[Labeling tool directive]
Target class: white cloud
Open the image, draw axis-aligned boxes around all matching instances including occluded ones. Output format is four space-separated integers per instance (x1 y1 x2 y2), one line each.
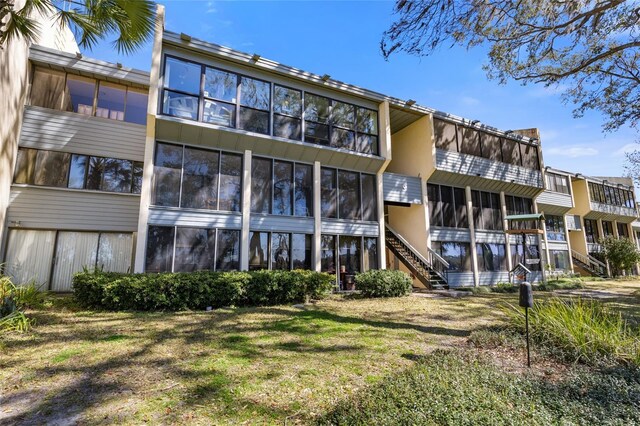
460 96 480 106
540 129 559 141
527 84 568 98
205 1 217 14
546 145 598 158
612 143 640 158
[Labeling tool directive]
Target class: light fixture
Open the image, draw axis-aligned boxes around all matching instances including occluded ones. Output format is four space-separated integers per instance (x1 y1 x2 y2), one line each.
471 119 480 125
116 62 123 69
251 53 260 62
180 32 192 42
405 99 416 107
76 52 82 59
321 74 331 82
505 130 514 135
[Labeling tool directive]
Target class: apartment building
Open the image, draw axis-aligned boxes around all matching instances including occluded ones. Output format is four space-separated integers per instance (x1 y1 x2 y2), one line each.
1 6 637 291
0 9 150 291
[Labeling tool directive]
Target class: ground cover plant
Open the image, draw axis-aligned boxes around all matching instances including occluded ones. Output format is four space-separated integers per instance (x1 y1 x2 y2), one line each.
317 350 640 425
1 279 638 424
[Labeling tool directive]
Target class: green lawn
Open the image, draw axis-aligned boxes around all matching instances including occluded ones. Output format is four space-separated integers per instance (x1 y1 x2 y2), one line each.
1 280 638 425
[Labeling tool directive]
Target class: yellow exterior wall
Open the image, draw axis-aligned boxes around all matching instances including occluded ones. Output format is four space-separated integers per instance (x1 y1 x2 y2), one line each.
567 179 590 256
385 115 435 260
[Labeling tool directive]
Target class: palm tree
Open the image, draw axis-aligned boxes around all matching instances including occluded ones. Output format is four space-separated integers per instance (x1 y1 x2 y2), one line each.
0 0 155 54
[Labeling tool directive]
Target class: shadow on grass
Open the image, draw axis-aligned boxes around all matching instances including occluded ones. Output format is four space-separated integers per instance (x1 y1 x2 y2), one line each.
0 298 479 424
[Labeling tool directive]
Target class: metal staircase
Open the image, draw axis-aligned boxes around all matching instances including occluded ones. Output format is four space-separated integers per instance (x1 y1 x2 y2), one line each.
571 250 608 278
385 225 449 290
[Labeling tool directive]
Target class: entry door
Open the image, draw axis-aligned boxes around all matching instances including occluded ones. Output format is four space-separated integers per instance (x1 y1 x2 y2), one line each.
4 229 56 288
51 232 100 292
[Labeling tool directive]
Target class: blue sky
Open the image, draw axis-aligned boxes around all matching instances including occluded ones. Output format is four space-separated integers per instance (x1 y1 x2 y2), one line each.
85 0 638 181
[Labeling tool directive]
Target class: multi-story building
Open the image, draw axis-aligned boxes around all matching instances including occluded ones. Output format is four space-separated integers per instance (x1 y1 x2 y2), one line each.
0 5 149 291
1 6 637 291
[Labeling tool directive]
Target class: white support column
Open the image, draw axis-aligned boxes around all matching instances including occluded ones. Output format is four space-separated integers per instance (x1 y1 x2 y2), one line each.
501 191 513 272
376 172 387 269
612 220 620 239
240 150 252 271
313 161 322 272
133 5 164 272
466 186 479 287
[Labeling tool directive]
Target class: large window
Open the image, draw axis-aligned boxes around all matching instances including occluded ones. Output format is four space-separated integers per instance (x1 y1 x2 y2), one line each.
548 250 570 271
152 142 241 211
432 241 471 272
274 85 302 140
161 57 379 155
321 234 378 290
30 68 148 125
617 223 629 239
320 168 377 221
545 172 570 194
203 67 237 127
602 220 614 237
470 190 502 230
427 184 468 229
510 235 541 271
545 215 566 241
433 118 540 171
584 218 599 244
239 76 270 134
476 243 507 272
248 232 312 271
505 195 535 230
588 181 635 208
14 148 142 194
251 157 313 216
145 226 239 273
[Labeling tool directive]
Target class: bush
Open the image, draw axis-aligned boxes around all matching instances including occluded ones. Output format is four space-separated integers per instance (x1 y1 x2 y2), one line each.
355 270 413 298
491 282 518 293
73 269 334 311
1 274 38 333
536 278 583 292
504 297 640 366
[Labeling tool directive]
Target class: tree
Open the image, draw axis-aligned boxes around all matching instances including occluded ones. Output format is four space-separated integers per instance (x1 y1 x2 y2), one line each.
0 0 155 54
601 236 640 277
381 1 640 135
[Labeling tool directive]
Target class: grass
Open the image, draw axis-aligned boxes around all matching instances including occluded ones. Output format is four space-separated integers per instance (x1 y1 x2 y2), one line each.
317 350 640 425
0 279 638 424
505 297 640 366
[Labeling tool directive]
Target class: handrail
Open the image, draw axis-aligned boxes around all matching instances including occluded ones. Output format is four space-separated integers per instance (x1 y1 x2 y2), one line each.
385 224 434 268
571 249 606 269
427 246 450 268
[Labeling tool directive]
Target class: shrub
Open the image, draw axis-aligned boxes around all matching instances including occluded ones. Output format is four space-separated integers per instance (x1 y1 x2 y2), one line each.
491 282 518 293
504 297 640 366
536 278 583 292
0 274 37 333
355 270 413 298
73 269 334 311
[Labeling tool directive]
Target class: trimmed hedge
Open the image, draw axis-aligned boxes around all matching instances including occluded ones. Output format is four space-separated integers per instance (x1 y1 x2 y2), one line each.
73 269 334 311
355 269 413 298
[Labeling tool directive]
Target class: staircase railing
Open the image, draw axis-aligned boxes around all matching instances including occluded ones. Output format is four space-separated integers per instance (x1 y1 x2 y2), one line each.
385 224 449 284
571 249 607 276
426 246 450 284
